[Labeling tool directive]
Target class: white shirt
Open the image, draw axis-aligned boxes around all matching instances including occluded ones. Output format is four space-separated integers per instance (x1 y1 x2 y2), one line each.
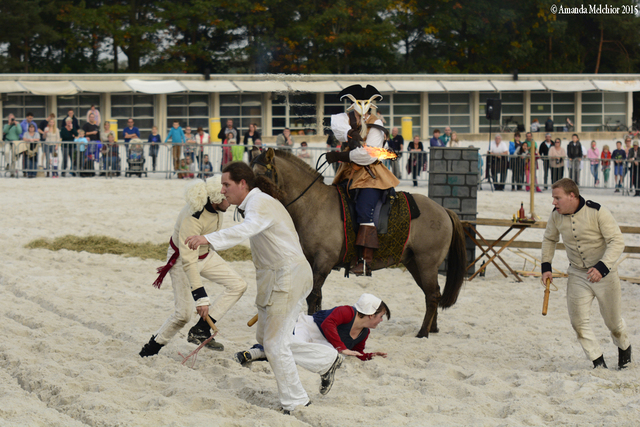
331 113 384 166
489 140 508 154
204 188 304 270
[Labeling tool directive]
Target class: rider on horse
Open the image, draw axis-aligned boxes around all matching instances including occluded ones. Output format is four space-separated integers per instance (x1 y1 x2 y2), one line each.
325 84 400 276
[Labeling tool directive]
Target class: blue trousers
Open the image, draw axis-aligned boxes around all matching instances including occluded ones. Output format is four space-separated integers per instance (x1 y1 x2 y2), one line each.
354 188 382 224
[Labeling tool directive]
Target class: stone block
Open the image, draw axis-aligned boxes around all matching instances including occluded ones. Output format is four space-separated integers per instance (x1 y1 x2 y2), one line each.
431 174 447 184
443 198 460 209
429 186 451 197
466 174 478 186
430 197 442 206
461 199 477 214
430 160 448 173
431 149 443 160
447 175 465 185
444 150 461 160
462 149 479 160
470 161 479 173
470 187 477 198
451 186 470 198
451 160 470 173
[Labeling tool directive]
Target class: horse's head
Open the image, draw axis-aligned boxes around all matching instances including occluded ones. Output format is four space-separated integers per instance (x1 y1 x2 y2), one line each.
251 147 279 185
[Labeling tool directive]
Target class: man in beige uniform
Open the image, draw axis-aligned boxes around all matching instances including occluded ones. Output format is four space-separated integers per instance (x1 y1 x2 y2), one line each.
541 178 631 369
140 177 247 357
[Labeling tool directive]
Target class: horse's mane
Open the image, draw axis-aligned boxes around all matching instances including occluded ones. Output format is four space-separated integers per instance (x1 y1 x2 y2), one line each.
272 149 323 179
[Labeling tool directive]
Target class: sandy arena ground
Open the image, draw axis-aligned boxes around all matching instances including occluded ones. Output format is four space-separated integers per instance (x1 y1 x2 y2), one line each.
1 177 639 427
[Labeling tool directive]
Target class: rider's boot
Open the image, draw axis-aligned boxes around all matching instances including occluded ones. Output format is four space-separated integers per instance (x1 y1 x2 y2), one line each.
352 224 378 276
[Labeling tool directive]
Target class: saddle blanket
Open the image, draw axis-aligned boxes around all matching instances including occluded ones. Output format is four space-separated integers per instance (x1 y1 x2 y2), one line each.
335 185 419 270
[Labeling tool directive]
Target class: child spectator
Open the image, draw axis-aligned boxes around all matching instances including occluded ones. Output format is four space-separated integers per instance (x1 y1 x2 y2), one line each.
429 129 444 147
587 140 601 186
186 156 196 179
612 141 626 192
178 158 187 179
221 132 234 169
199 154 213 179
297 141 313 166
148 126 161 171
74 130 88 172
601 144 611 188
51 150 59 178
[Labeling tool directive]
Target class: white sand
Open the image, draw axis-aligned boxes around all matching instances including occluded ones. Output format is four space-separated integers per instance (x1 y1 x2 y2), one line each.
1 178 639 427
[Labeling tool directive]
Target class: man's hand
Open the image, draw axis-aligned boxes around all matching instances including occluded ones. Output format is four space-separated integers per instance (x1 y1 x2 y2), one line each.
541 271 553 286
185 235 208 250
340 349 363 357
587 267 603 283
196 305 209 319
325 150 350 164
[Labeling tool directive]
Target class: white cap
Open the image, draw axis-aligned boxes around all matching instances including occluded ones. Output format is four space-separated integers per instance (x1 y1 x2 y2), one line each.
354 293 382 315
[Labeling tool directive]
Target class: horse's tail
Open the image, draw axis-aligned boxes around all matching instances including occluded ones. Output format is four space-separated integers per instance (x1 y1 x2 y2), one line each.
440 208 467 309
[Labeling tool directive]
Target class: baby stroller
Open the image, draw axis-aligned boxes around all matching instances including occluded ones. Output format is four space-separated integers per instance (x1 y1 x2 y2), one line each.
125 140 147 178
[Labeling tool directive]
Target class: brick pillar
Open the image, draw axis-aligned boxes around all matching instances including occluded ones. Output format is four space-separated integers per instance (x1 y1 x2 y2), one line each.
428 147 479 276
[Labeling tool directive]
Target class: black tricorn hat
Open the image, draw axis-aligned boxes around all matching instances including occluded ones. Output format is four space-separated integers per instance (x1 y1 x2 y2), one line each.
338 84 383 102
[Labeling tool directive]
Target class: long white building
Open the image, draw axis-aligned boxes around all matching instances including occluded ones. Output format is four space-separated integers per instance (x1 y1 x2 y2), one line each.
1 74 638 141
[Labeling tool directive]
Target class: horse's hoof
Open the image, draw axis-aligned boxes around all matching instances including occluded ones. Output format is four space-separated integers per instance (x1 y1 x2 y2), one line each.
429 327 439 334
416 332 429 339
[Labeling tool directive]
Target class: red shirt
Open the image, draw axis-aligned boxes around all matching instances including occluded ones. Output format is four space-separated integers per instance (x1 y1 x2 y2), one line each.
320 306 373 361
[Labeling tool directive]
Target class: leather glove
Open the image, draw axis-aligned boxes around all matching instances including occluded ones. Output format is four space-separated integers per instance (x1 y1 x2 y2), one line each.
326 150 351 164
347 129 363 150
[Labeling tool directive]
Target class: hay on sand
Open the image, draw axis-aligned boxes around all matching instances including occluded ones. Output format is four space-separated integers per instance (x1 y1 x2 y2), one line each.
25 235 253 262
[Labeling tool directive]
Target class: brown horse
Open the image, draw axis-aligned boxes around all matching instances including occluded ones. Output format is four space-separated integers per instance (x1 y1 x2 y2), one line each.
252 148 466 338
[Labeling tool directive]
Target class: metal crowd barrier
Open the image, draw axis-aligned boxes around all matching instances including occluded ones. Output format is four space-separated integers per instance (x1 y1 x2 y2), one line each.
2 141 636 194
0 142 433 185
479 153 638 192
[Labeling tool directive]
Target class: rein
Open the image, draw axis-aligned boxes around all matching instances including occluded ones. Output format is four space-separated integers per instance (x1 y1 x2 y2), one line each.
251 151 328 208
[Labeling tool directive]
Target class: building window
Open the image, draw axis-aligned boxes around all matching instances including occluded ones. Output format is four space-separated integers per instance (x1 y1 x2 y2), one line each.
272 93 317 136
167 94 210 133
429 93 470 134
111 94 155 139
57 94 101 125
581 92 626 132
219 94 262 138
3 94 47 124
530 92 574 132
479 92 523 133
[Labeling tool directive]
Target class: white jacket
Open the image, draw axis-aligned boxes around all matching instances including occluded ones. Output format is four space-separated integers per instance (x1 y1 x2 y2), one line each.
204 188 311 307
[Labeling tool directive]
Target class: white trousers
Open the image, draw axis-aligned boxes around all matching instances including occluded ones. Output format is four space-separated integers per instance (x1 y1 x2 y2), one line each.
155 249 247 345
255 260 337 411
293 313 335 350
567 266 630 361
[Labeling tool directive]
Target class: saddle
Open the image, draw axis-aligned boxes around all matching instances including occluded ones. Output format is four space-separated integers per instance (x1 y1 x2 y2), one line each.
334 184 420 276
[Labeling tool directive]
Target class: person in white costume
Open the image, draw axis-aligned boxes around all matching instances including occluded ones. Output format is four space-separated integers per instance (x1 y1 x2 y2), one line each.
185 161 343 414
541 178 631 369
139 177 247 357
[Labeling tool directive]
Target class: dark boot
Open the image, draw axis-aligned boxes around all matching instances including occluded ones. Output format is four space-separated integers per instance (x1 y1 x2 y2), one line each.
351 225 378 276
139 336 164 357
619 345 632 369
592 354 607 369
188 316 224 351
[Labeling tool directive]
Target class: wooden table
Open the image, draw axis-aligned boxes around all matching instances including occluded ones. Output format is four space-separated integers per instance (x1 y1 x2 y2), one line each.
462 220 533 282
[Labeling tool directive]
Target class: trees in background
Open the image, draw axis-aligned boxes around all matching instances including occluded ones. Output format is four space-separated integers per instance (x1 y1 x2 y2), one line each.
0 0 639 74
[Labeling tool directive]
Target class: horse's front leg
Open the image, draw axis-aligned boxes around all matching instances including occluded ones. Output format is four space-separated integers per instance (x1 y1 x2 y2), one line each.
307 269 330 314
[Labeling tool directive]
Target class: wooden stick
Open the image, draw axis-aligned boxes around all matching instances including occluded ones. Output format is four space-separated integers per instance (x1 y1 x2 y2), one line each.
542 278 551 316
205 315 219 333
247 314 258 327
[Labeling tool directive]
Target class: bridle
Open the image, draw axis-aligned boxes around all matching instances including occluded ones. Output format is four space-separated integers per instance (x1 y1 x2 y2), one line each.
251 151 328 208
